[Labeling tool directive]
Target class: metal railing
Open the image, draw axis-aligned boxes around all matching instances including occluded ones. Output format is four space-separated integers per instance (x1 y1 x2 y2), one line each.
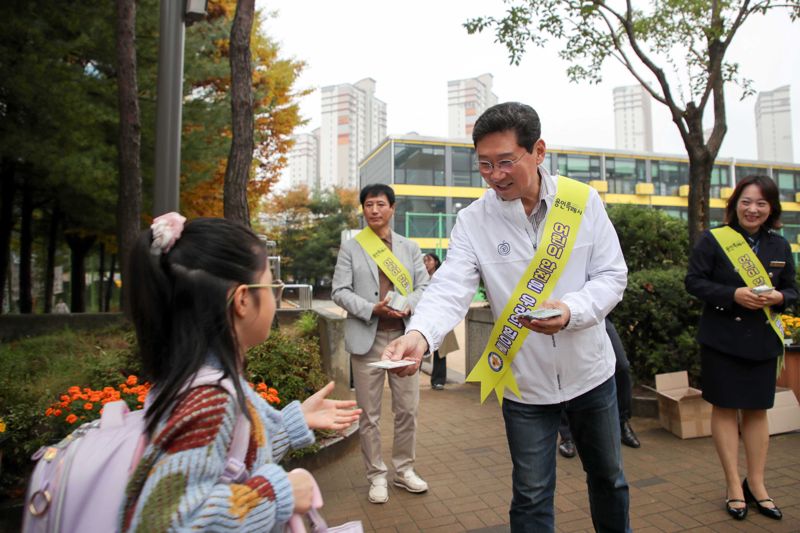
280 284 313 310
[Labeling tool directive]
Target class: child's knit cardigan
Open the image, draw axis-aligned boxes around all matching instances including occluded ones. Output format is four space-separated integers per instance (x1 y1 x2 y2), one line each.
121 378 314 531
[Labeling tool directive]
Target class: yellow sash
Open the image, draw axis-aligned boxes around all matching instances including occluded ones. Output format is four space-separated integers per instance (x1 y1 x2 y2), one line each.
710 226 785 377
355 227 413 296
467 176 591 405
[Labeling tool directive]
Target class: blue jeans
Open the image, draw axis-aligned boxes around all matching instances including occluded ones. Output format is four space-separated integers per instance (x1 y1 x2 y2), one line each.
502 376 630 533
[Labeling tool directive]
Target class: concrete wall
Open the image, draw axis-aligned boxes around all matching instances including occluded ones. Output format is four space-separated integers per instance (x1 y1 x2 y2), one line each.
465 305 494 376
314 307 353 400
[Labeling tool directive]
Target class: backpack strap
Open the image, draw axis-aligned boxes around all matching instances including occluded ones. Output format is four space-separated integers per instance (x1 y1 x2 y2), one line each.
189 367 252 484
134 366 253 483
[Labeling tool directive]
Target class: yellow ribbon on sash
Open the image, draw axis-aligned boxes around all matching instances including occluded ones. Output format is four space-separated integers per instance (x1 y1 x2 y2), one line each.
355 227 413 296
466 176 591 405
710 226 785 377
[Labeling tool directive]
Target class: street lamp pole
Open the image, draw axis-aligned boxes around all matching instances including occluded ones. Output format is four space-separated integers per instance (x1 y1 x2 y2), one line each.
153 0 186 216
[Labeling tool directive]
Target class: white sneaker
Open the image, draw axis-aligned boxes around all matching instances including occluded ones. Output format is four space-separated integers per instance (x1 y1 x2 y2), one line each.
393 469 428 493
368 477 388 504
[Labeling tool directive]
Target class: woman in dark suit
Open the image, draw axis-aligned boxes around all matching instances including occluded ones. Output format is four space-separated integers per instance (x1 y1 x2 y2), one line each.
686 175 797 522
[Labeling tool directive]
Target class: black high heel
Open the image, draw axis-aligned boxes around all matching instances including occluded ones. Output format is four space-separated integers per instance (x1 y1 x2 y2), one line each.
743 478 782 520
725 498 747 520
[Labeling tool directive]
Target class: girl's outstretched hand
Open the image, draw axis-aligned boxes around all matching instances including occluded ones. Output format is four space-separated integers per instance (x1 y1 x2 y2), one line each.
301 381 361 430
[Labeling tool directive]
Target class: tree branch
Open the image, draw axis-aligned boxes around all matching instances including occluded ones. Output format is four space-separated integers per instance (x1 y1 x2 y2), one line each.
598 0 688 138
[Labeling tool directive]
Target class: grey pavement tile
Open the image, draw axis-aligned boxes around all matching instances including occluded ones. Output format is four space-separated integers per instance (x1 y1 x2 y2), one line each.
309 380 800 532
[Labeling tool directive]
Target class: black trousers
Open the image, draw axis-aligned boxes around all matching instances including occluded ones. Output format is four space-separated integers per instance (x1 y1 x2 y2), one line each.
431 350 447 386
560 318 632 440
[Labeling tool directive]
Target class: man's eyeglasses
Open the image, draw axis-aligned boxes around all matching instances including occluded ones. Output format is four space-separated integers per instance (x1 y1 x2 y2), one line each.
476 151 527 176
227 281 285 305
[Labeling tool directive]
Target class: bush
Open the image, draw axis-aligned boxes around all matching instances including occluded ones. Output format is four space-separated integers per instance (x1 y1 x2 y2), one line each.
246 326 328 406
611 267 703 387
607 204 689 271
293 311 319 338
0 326 138 498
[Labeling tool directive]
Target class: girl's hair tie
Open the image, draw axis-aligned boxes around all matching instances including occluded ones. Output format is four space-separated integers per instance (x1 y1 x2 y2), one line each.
150 212 187 256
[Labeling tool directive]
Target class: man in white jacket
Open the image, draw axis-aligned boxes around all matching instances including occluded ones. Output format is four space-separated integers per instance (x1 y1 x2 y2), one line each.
384 102 630 532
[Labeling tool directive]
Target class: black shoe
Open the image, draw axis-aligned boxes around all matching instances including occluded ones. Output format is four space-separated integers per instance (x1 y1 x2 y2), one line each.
620 420 640 448
743 479 782 520
558 439 576 458
725 498 748 520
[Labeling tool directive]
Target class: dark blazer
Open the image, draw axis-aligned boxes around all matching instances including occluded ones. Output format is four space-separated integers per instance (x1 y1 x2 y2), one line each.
685 224 798 361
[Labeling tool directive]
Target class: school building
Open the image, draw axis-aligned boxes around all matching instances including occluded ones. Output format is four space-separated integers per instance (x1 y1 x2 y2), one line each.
359 134 800 261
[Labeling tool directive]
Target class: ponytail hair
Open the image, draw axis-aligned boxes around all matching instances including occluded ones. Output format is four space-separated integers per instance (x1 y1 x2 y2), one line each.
126 217 267 435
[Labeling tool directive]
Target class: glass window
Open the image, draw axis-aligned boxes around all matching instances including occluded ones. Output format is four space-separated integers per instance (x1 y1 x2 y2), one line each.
651 160 688 196
655 206 688 221
779 211 800 250
710 165 730 198
556 153 601 182
393 196 447 237
452 147 482 187
775 170 800 202
543 153 553 175
394 143 445 186
734 165 770 183
709 208 725 226
606 157 645 194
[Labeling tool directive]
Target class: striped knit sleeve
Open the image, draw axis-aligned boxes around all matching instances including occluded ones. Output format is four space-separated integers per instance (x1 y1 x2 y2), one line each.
122 386 295 532
242 383 315 464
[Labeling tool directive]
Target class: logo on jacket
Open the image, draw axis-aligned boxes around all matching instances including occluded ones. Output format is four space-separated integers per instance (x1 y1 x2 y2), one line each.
488 352 504 372
497 241 511 256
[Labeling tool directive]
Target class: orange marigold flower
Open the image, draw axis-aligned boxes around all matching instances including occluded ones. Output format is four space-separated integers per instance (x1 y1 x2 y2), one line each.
127 375 138 386
60 395 70 402
268 388 278 396
60 401 69 408
45 407 54 417
53 409 62 417
84 403 94 410
136 405 143 410
256 382 267 392
66 414 78 424
68 386 80 394
137 394 146 403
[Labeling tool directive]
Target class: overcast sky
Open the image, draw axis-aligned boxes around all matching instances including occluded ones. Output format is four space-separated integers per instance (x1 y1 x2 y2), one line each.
257 0 800 167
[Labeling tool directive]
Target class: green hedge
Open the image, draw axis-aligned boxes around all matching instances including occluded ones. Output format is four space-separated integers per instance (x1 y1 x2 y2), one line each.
612 267 703 386
607 204 689 271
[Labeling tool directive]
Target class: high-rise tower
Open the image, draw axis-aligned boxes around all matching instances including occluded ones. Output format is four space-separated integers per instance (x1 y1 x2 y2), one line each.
320 78 387 189
613 85 653 152
755 85 794 163
448 74 498 138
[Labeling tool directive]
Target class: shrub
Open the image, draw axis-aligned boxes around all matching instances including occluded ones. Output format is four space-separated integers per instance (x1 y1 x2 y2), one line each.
607 204 689 271
0 326 138 497
294 311 319 338
245 327 328 405
611 267 703 387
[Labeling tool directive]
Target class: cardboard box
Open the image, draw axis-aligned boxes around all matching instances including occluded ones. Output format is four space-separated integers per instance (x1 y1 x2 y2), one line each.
655 371 712 439
767 387 800 435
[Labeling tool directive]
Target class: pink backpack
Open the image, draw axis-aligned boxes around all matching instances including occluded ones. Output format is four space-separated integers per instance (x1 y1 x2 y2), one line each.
22 367 251 533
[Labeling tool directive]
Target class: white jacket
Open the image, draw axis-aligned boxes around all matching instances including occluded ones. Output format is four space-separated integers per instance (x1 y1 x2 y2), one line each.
408 168 627 404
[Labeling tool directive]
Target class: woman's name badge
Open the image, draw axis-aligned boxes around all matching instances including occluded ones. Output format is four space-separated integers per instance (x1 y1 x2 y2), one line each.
769 261 786 267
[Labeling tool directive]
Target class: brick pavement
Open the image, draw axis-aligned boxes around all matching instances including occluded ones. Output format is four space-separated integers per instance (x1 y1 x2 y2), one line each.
308 378 800 532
